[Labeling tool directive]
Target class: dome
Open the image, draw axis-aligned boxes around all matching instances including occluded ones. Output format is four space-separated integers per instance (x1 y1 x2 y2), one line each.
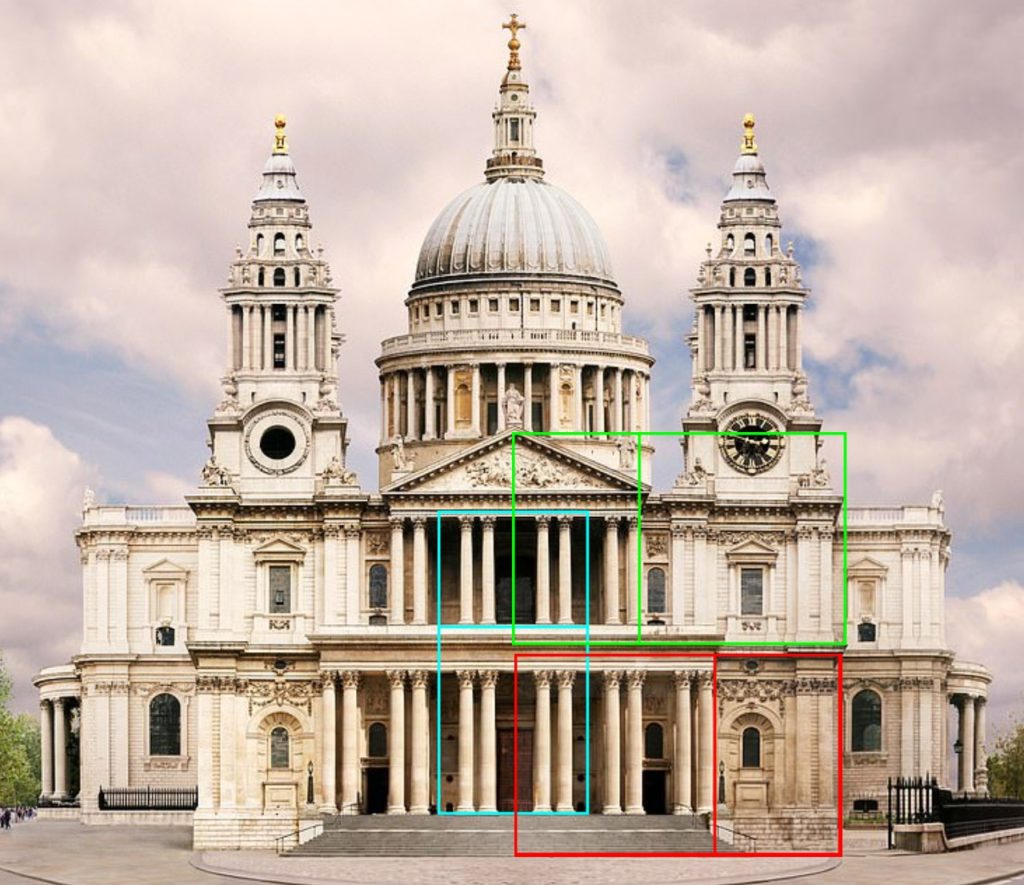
413 177 617 288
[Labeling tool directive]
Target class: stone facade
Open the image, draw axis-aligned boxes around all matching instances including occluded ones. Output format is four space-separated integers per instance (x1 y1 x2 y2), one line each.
34 25 989 853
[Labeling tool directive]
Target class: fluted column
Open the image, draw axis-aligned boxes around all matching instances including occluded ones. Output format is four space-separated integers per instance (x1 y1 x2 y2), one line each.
306 305 316 371
778 305 788 370
457 670 476 811
756 305 766 370
320 674 338 812
594 368 605 433
734 305 744 370
481 516 496 624
574 364 584 430
446 366 455 438
471 363 481 436
714 304 724 370
479 670 499 812
962 696 976 793
406 370 416 441
285 305 295 369
387 670 407 814
613 369 623 432
697 673 713 813
673 671 693 813
536 516 551 624
391 373 402 439
534 671 552 811
241 304 252 370
549 363 560 430
496 363 506 432
625 671 645 814
340 671 360 814
459 516 474 624
603 672 622 814
604 517 621 625
523 363 533 430
558 516 573 624
409 671 430 814
626 517 639 625
39 700 53 799
556 670 575 812
412 517 427 625
389 517 405 625
424 368 436 439
52 698 68 800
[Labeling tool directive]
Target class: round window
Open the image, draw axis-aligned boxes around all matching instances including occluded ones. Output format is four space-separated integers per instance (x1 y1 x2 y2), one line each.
259 426 296 460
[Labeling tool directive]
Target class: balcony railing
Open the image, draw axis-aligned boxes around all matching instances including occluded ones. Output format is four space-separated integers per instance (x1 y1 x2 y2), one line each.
379 327 650 357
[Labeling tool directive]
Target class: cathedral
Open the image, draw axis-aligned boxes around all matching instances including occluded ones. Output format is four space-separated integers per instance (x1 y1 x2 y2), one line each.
34 19 990 853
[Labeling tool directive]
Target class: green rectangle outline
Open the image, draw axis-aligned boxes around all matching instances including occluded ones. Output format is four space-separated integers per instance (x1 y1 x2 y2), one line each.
510 429 848 648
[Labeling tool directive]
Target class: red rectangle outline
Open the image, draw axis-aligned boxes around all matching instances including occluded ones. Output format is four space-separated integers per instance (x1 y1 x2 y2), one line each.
512 650 843 859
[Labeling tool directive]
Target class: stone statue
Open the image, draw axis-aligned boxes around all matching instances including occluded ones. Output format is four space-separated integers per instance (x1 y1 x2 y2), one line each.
390 435 413 472
616 435 636 470
687 456 710 485
323 455 357 486
502 383 525 428
82 486 96 511
811 457 830 487
690 374 713 414
931 489 944 511
201 455 230 487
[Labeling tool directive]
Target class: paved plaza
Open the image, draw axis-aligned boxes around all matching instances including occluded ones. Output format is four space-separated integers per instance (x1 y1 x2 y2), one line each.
1 821 1024 885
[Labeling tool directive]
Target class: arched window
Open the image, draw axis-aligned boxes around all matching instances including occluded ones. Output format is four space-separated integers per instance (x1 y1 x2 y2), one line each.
273 267 286 287
647 567 666 614
741 726 761 767
270 726 290 769
256 233 264 256
295 233 304 252
273 233 286 256
369 564 388 609
744 267 756 287
765 233 774 254
149 693 181 756
765 267 772 286
293 267 300 286
725 234 735 252
644 722 664 759
258 267 265 286
368 722 388 757
729 267 736 287
744 232 756 255
852 690 882 752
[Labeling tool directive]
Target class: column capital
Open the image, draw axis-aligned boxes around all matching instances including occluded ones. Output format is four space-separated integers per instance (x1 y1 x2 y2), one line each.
480 515 497 529
557 515 573 530
672 670 694 689
695 671 713 690
604 514 621 528
320 671 338 687
602 670 624 690
40 699 51 712
386 670 407 689
53 697 67 710
533 670 553 689
626 670 646 689
339 671 361 690
389 516 405 530
456 670 476 689
478 670 499 690
535 515 551 528
458 515 475 529
408 670 432 690
627 516 639 530
556 670 576 690
411 515 428 528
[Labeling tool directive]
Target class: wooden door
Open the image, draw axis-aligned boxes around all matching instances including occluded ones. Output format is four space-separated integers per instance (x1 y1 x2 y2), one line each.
498 728 533 811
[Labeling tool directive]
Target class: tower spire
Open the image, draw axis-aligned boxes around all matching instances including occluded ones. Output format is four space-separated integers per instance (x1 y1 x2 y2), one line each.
485 13 544 181
273 114 288 155
740 112 757 155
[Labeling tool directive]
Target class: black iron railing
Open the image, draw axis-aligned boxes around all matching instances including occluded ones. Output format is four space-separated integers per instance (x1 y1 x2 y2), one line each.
97 786 197 811
887 776 938 849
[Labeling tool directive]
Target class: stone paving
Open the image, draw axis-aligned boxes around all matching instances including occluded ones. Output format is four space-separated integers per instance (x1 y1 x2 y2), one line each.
2 820 1024 885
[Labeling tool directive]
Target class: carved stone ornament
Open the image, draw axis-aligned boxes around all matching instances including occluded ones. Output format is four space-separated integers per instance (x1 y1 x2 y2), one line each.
246 677 321 716
645 533 667 557
465 448 602 489
365 533 389 556
268 618 292 630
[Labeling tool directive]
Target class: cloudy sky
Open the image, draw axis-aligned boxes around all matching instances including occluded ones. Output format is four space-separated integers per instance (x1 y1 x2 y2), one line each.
1 0 1021 744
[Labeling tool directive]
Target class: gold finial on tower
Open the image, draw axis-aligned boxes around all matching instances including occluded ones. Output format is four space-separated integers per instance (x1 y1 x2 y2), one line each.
502 13 526 71
273 114 288 154
741 112 757 155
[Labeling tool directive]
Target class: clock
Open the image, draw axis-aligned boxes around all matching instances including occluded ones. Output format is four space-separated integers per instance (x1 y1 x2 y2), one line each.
719 413 784 474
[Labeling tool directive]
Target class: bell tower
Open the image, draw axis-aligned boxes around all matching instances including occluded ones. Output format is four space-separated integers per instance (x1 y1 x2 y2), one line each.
197 116 356 498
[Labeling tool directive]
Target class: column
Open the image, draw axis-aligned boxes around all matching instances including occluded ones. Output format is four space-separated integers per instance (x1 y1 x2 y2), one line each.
479 671 498 812
626 517 639 625
697 673 713 813
603 517 621 625
380 378 387 443
389 517 405 625
306 305 316 371
263 305 272 370
296 304 306 370
534 672 552 811
241 305 252 369
340 672 360 814
457 671 475 811
713 305 723 369
320 674 338 811
766 303 775 370
345 527 362 626
963 696 976 793
536 517 551 624
722 305 732 370
471 363 481 435
901 549 914 643
496 363 506 432
392 374 402 439
387 671 406 814
602 672 622 813
594 368 605 433
558 516 573 624
285 304 295 369
409 671 430 814
459 516 474 624
778 305 788 370
613 369 623 432
625 671 645 814
40 700 53 799
549 363 560 430
556 670 575 812
670 525 685 626
481 516 496 624
794 307 803 369
695 307 705 372
673 672 693 813
412 517 428 625
446 366 455 437
975 698 988 794
756 305 766 370
796 689 813 804
574 364 584 430
52 698 68 800
406 370 417 440
734 305 744 370
523 363 533 430
424 368 436 439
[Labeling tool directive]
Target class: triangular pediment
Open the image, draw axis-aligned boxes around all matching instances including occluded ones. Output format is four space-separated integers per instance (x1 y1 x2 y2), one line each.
725 538 779 562
142 558 189 577
385 432 644 495
252 537 307 556
848 555 888 576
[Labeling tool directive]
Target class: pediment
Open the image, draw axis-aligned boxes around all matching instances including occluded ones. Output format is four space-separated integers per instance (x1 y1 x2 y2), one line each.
848 556 888 576
725 539 779 562
385 432 643 495
252 537 307 558
142 558 190 578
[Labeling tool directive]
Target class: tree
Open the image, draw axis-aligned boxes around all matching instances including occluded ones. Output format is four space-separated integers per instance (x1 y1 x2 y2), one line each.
987 718 1024 800
0 651 41 805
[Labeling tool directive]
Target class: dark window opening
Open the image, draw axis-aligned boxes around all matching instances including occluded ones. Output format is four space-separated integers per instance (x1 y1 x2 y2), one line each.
272 304 286 321
273 233 286 256
260 426 295 459
155 625 175 646
270 726 290 769
647 567 666 614
744 334 756 368
509 118 520 142
293 267 300 286
742 727 761 767
729 267 736 287
268 564 291 613
273 334 286 368
644 722 664 759
273 267 286 287
744 267 756 286
149 693 181 756
852 691 882 752
258 267 265 286
256 233 264 255
858 622 877 642
368 722 388 758
744 232 756 255
765 267 772 286
740 568 763 615
369 564 388 609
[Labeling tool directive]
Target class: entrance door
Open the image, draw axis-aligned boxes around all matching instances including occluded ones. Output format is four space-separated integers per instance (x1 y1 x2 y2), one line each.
364 767 389 814
496 568 536 623
497 728 533 811
642 770 667 814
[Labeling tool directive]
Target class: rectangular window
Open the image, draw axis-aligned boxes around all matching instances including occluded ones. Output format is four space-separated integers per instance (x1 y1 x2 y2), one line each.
586 301 594 315
434 301 443 317
530 298 540 312
509 118 520 142
531 401 543 431
600 304 606 318
488 298 499 312
451 300 459 314
570 300 579 314
858 580 876 616
551 299 560 312
740 568 763 615
272 304 286 321
269 565 291 613
468 298 478 314
744 334 756 368
510 298 519 312
273 334 286 369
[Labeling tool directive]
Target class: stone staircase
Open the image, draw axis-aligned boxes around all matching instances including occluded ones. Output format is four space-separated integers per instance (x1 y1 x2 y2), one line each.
289 813 730 856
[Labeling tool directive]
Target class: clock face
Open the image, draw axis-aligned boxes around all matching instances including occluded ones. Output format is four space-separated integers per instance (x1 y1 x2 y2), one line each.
720 413 784 474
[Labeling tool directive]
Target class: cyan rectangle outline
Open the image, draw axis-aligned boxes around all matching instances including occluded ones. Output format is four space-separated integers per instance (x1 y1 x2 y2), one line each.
433 507 592 815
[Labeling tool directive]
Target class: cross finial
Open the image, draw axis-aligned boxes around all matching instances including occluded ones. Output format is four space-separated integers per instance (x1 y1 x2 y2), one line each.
741 112 757 155
502 13 526 71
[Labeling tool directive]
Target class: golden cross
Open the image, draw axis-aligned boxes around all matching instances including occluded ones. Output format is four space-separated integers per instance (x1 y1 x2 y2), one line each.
502 13 525 40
